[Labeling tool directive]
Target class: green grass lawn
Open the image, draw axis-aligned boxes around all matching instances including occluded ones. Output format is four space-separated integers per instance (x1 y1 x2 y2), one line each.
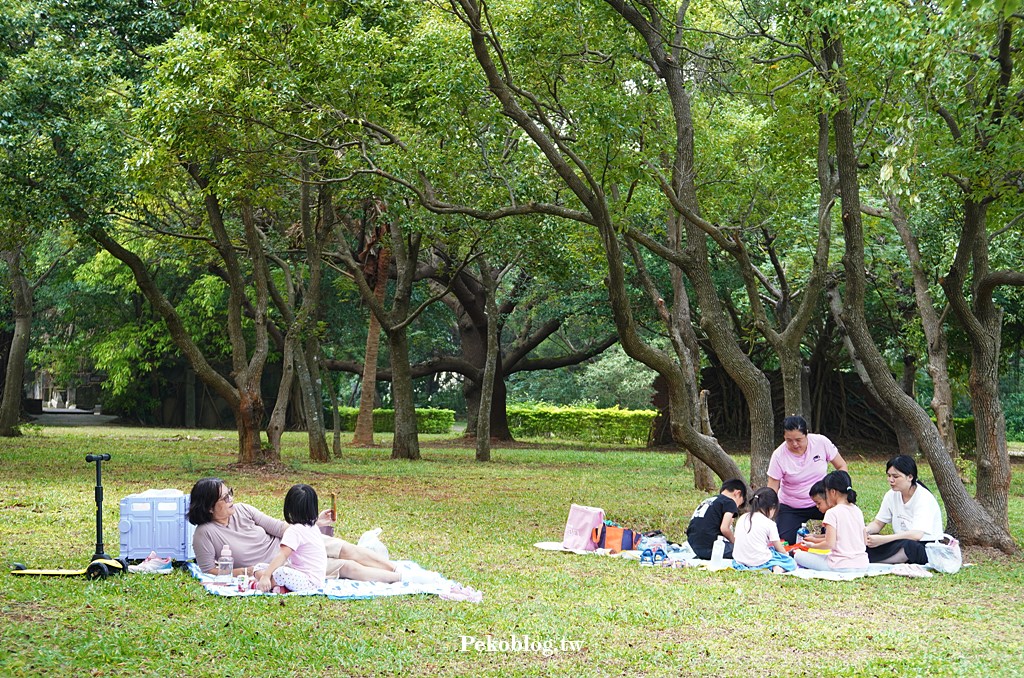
1 426 1023 677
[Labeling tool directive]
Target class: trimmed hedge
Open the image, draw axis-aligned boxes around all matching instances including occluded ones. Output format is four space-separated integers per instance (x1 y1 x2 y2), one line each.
507 404 657 445
325 407 455 434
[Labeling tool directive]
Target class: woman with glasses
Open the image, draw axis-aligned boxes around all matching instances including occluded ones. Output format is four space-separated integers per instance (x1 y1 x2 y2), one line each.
188 477 403 583
765 415 848 545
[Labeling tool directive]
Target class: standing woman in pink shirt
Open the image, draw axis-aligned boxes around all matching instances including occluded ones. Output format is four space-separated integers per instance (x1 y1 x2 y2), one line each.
766 415 849 545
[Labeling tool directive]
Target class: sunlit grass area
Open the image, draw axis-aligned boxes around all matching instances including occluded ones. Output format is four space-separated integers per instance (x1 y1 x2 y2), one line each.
1 425 1022 677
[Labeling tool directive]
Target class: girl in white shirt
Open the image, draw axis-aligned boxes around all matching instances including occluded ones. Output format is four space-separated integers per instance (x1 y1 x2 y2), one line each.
731 487 797 573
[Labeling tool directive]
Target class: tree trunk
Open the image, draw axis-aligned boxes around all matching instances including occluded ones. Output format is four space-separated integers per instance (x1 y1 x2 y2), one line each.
267 332 296 455
323 355 342 458
463 372 513 441
689 390 718 492
236 385 271 464
894 355 920 457
970 329 1011 528
295 339 329 461
0 249 31 437
475 260 501 462
387 328 421 460
823 31 1014 551
887 193 960 465
941 201 1014 533
353 247 390 446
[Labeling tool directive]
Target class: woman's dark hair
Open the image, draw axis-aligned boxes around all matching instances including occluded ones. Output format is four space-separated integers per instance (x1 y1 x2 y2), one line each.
824 470 857 505
782 415 809 435
283 484 319 526
744 487 780 531
886 455 927 489
188 477 225 526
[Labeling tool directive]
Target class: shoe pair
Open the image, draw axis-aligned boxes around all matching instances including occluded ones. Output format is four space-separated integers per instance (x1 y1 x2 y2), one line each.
639 548 667 566
127 551 174 574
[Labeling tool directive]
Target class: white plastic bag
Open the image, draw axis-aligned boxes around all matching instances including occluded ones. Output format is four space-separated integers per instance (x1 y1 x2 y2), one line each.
357 527 389 560
925 534 962 574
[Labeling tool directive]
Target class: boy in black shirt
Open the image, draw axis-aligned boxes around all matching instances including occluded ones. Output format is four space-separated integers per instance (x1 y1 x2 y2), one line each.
685 478 748 560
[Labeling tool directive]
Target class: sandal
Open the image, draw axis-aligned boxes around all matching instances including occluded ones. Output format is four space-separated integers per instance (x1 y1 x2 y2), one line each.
639 548 655 566
652 548 668 565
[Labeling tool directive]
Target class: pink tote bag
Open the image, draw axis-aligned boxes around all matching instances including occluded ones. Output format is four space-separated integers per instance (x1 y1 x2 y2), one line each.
562 504 604 551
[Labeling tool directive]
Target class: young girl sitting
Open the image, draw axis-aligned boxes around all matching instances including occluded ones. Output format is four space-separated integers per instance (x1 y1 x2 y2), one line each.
255 484 328 593
731 487 797 573
796 470 869 572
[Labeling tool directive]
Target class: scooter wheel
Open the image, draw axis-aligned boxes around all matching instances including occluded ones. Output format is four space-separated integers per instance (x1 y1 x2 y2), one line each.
115 558 129 573
86 562 110 580
11 563 27 571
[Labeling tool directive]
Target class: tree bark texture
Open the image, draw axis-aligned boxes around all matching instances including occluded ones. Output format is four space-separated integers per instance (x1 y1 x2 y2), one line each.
0 249 31 436
353 246 391 446
475 260 501 462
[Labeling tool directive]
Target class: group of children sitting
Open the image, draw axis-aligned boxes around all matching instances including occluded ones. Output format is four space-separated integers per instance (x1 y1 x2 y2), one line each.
685 471 865 573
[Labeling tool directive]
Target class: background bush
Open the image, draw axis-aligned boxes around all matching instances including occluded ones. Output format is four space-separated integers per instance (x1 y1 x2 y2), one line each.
326 407 455 434
507 404 656 444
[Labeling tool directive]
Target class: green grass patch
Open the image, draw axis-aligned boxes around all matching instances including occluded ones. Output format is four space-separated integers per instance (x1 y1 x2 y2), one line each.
1 426 1022 677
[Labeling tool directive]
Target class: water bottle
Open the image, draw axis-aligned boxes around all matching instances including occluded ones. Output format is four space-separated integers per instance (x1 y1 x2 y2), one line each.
217 545 234 584
709 536 726 570
796 523 810 543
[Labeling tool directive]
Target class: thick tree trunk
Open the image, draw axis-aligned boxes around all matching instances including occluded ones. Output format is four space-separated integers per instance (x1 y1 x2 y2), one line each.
463 372 513 441
970 332 1011 529
236 386 271 464
353 248 390 446
0 249 31 437
387 329 421 460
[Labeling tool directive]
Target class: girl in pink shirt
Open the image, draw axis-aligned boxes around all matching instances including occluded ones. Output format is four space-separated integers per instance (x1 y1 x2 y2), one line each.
256 484 328 593
796 471 869 571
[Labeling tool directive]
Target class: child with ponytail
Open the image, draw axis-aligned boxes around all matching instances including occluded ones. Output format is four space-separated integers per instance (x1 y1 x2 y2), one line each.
731 487 797 573
796 470 869 571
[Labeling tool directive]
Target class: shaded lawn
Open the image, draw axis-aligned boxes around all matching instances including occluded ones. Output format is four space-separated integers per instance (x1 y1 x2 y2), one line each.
1 426 1023 677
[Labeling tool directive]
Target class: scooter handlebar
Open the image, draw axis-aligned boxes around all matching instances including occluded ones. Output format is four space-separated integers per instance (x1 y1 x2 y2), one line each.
85 454 111 463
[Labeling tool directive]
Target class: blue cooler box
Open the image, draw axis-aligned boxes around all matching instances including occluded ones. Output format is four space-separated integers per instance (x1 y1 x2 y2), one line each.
119 490 195 561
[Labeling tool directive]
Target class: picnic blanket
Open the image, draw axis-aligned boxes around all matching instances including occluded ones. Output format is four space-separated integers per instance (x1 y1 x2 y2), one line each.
534 541 948 579
187 562 483 601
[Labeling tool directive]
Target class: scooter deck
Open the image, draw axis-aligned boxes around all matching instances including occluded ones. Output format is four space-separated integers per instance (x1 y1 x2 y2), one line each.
10 558 126 577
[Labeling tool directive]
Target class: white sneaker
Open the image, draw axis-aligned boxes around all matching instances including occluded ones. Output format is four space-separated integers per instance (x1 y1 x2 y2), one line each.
128 551 174 574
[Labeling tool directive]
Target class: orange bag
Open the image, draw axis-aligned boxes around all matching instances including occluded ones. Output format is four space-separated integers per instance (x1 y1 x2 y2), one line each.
591 524 641 553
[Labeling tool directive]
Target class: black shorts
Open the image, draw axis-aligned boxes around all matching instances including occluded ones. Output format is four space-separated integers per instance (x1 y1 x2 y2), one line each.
866 538 930 565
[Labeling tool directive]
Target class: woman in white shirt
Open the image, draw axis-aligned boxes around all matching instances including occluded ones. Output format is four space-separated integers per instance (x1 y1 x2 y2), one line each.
865 455 944 564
